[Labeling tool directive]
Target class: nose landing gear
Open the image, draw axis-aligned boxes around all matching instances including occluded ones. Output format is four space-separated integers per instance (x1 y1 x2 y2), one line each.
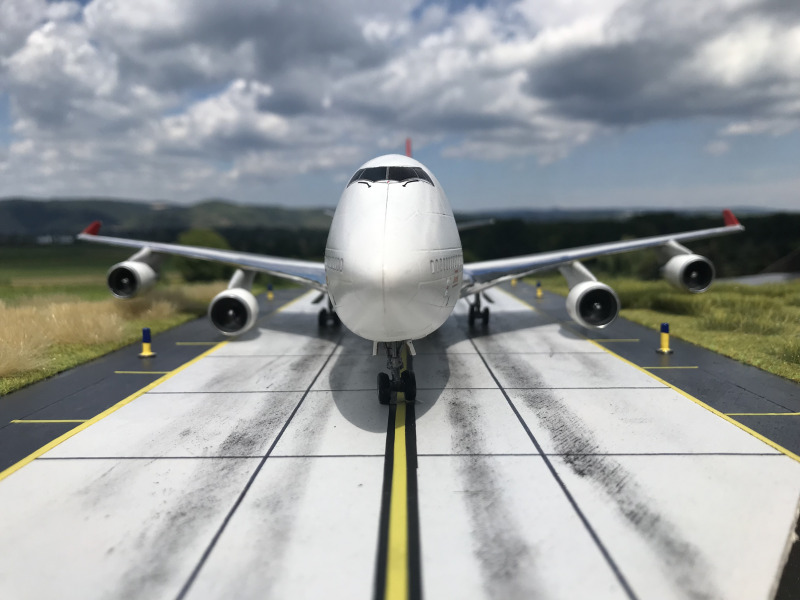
318 298 342 327
377 341 417 405
468 293 490 327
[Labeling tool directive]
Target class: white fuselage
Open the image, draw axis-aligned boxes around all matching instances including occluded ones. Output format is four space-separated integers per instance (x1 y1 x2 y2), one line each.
325 154 463 342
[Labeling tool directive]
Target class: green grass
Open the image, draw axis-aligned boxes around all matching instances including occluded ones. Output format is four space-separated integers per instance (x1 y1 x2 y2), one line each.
530 274 800 383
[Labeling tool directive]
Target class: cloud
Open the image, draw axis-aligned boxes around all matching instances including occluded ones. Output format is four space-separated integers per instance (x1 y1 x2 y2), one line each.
0 0 798 202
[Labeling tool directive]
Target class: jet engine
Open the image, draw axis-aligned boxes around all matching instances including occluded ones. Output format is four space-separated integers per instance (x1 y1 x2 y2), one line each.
208 287 259 335
107 261 157 299
565 281 620 329
662 254 715 293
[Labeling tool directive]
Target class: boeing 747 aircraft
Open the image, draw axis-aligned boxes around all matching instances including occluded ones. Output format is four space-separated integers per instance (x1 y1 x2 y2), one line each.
79 148 744 403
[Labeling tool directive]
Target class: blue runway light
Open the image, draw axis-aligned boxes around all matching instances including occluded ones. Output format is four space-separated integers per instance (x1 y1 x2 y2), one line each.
661 323 670 334
139 327 156 358
142 327 152 343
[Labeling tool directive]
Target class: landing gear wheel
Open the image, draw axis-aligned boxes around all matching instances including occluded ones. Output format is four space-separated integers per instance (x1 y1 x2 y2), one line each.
401 370 417 401
468 306 476 327
318 308 329 327
332 311 342 327
378 372 391 405
482 307 490 325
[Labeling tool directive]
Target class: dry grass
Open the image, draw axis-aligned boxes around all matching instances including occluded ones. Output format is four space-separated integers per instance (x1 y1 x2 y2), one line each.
0 282 226 391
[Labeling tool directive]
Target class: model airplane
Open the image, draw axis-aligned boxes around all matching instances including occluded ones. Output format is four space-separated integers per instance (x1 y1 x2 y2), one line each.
78 147 744 403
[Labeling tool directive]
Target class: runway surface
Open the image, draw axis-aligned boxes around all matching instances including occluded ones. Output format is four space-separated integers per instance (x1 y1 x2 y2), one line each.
1 288 799 600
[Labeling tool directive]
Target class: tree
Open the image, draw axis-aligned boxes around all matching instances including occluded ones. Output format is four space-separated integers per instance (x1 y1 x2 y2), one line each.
173 229 233 282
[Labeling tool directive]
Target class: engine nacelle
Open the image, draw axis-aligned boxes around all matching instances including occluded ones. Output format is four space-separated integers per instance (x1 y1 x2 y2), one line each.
566 281 620 329
208 288 259 335
107 261 157 299
662 254 715 293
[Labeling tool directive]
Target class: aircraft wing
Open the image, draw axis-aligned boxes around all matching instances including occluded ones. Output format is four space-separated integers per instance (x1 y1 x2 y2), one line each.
461 210 744 297
77 222 327 290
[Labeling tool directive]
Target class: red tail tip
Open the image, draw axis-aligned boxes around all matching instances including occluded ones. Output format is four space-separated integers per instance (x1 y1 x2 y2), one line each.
405 137 412 158
82 220 102 235
722 209 740 227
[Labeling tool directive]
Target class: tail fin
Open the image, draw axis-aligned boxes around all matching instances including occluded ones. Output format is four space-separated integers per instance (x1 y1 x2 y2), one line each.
405 137 412 158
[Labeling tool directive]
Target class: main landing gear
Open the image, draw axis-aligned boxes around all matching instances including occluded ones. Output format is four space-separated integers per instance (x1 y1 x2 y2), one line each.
377 341 417 405
468 293 490 327
318 298 341 327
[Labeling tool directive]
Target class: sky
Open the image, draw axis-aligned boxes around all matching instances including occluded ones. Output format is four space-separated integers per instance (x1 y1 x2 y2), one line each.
0 0 798 212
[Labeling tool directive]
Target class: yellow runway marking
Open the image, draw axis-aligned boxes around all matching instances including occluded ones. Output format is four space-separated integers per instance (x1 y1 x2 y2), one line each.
0 289 316 485
643 366 699 370
385 403 408 600
499 287 800 464
114 371 171 375
11 420 88 424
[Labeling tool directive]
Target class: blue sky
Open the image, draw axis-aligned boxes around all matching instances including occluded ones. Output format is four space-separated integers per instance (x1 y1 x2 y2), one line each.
0 0 798 211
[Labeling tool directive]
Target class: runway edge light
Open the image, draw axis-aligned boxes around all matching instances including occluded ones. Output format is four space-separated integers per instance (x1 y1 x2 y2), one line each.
536 281 543 299
656 322 674 355
139 327 157 358
267 283 274 301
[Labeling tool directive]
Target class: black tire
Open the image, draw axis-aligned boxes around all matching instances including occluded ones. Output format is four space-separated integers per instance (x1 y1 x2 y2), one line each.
318 308 328 327
482 307 490 325
332 311 342 327
401 370 417 402
468 306 476 327
378 372 391 405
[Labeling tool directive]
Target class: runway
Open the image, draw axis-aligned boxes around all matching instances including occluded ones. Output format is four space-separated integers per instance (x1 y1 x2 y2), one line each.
1 288 799 599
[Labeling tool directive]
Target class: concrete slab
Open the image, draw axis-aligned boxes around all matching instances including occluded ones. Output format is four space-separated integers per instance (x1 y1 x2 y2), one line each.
415 388 538 455
509 387 780 455
417 455 629 599
550 455 800 600
186 456 384 600
46 391 304 458
0 457 260 600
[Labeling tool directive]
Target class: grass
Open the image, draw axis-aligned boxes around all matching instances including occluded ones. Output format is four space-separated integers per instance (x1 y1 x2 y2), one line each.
530 274 800 384
0 283 229 396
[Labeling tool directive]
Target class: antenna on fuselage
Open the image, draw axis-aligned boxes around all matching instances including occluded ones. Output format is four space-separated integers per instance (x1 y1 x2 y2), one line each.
405 137 412 158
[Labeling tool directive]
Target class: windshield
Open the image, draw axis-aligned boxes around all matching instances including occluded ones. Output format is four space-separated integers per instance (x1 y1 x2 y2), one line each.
347 166 434 187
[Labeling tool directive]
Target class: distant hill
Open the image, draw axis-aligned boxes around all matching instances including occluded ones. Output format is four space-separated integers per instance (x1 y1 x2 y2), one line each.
1 197 782 238
0 198 333 236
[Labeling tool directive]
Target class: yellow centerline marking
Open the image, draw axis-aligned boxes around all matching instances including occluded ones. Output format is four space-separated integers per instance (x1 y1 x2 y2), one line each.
11 420 88 424
385 402 408 600
114 371 171 375
498 287 800 464
643 366 699 370
0 290 315 484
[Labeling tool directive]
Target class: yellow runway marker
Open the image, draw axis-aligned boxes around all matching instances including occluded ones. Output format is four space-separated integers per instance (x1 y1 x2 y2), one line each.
385 403 408 600
11 420 88 424
498 287 800 465
643 366 699 370
114 371 170 375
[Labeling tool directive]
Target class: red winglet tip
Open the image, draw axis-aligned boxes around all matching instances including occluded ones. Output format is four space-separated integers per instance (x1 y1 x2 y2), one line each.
722 209 740 227
82 220 102 235
405 137 412 158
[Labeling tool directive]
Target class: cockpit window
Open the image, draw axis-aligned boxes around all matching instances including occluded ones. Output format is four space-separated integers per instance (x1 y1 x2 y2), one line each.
347 165 435 187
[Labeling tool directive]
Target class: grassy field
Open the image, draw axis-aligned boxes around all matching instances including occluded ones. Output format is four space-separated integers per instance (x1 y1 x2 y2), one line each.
1 244 257 396
532 274 800 384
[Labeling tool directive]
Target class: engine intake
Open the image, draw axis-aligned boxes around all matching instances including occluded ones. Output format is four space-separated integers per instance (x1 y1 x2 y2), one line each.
107 261 157 299
662 254 714 293
566 281 620 329
209 288 259 335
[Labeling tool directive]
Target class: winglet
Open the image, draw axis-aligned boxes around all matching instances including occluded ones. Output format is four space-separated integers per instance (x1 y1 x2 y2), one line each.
81 220 102 235
722 209 740 227
405 137 412 158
